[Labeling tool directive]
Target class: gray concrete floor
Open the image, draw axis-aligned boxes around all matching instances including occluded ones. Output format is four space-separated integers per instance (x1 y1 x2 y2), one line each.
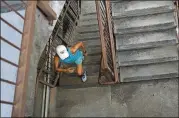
55 78 178 117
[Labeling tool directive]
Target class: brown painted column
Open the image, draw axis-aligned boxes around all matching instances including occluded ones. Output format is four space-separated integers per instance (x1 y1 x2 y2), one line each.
12 1 37 117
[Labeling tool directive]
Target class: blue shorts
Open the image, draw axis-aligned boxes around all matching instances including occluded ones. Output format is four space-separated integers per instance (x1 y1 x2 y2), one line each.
75 53 84 65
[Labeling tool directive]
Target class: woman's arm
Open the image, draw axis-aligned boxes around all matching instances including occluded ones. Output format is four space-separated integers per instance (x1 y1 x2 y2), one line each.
70 41 87 54
54 55 67 73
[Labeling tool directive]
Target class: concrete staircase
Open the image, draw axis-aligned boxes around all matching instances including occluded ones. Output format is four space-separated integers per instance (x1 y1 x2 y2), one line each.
112 1 179 82
59 4 101 87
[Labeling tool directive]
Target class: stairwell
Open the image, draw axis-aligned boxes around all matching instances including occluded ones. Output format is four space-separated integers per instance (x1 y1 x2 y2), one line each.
1 0 178 117
112 1 179 82
59 0 178 86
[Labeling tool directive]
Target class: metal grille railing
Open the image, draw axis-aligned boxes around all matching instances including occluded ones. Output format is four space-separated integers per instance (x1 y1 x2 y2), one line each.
1 1 37 117
95 0 119 84
36 0 80 88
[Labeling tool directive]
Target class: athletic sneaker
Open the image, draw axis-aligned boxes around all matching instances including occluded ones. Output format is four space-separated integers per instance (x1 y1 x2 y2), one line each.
81 71 87 82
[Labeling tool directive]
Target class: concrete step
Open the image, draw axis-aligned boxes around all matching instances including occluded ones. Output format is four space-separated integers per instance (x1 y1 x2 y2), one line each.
74 36 100 47
75 32 100 41
114 12 176 34
78 18 98 26
77 24 99 33
120 61 179 82
116 28 178 50
112 1 175 18
86 45 101 56
83 65 100 75
83 38 101 47
80 12 97 21
84 55 101 65
59 75 99 88
111 0 123 3
118 45 179 66
81 1 96 15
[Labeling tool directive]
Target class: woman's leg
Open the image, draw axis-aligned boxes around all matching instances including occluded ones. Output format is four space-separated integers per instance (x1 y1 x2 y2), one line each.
76 63 83 76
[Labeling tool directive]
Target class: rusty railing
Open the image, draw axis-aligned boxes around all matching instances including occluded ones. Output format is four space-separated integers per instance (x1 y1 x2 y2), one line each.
35 0 80 88
1 1 36 117
95 0 119 84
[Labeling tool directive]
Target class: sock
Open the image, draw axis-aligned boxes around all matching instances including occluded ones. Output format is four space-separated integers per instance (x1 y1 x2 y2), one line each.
78 72 85 78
